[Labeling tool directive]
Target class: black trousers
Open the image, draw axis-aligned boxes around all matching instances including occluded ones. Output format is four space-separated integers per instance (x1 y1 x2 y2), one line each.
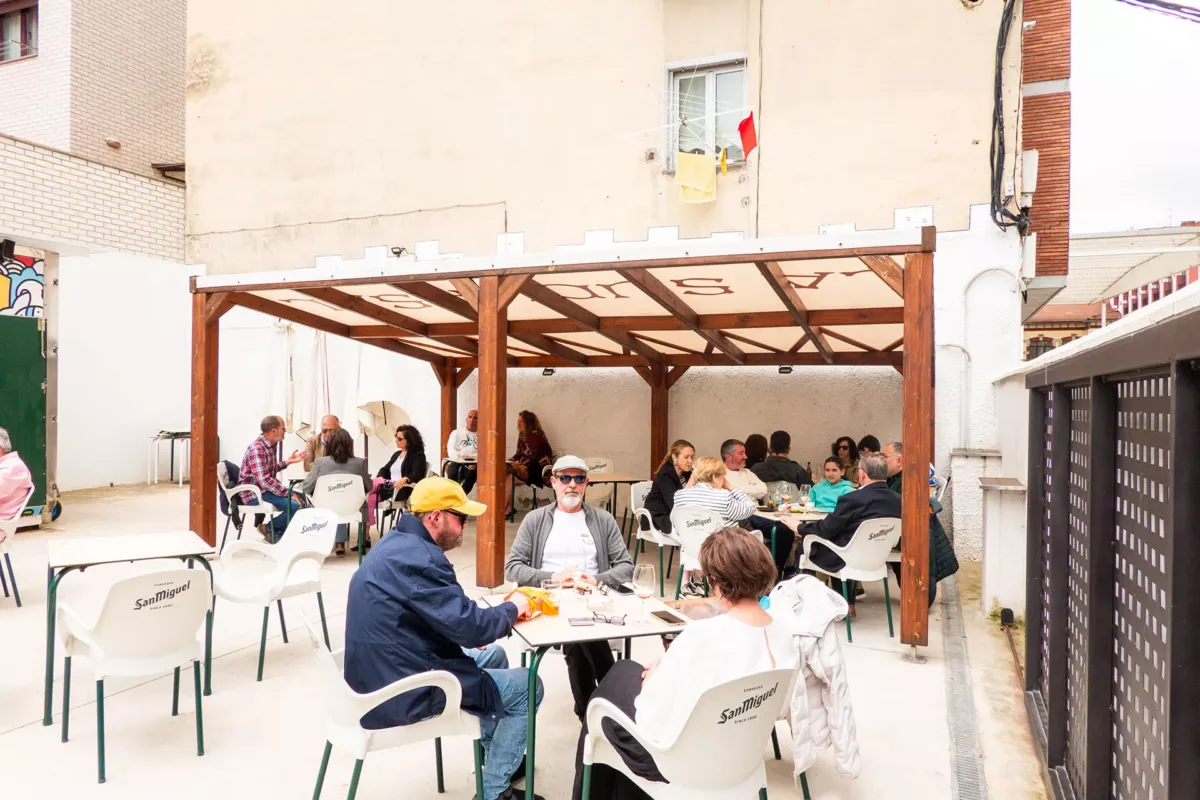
445 462 477 494
572 660 665 800
564 640 616 719
740 515 795 576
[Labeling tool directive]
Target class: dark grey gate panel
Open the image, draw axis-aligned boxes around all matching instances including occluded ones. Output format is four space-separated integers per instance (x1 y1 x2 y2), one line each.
1065 385 1091 798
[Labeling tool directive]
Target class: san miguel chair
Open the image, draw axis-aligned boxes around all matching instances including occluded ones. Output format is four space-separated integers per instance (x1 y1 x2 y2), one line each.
213 508 338 681
303 616 485 799
581 668 798 799
58 568 210 783
217 460 284 552
667 505 721 600
632 483 681 596
0 483 35 607
798 517 902 642
309 474 370 565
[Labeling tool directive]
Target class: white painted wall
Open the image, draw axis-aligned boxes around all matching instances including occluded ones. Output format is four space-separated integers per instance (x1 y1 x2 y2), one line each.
56 253 192 490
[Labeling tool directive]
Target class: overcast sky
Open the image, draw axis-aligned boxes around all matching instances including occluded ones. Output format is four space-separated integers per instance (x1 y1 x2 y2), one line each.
1071 1 1200 232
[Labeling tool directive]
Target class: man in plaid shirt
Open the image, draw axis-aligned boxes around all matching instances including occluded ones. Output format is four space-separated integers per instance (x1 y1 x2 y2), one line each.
240 415 306 540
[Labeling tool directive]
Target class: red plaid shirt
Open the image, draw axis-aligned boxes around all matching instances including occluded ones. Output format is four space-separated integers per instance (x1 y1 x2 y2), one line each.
239 435 288 499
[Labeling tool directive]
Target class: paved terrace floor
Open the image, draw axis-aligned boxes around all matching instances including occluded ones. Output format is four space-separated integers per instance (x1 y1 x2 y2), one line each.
0 485 1043 798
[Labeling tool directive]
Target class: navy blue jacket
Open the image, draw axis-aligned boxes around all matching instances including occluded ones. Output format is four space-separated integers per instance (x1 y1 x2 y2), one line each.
344 512 518 729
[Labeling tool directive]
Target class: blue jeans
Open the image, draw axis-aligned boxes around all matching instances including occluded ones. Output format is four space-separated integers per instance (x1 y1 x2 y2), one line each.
467 643 509 670
473 666 543 800
260 492 301 538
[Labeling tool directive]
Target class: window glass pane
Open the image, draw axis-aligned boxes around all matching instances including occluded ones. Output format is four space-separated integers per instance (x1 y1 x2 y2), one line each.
715 69 745 159
23 7 36 54
676 74 708 154
1 13 20 61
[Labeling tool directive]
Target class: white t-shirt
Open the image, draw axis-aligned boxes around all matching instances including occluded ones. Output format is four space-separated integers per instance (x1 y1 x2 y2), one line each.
447 428 478 459
635 613 798 746
389 450 407 481
541 507 600 575
725 466 768 501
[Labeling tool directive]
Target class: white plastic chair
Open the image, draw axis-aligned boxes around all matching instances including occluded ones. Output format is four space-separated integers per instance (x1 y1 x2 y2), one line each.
581 455 615 507
303 616 485 800
668 505 722 599
217 461 284 553
213 508 338 681
310 473 369 565
631 481 681 596
0 483 34 607
582 667 797 800
799 516 902 641
58 568 211 783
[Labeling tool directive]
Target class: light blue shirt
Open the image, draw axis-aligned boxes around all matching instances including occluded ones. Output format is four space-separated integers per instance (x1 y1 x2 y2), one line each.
810 478 855 512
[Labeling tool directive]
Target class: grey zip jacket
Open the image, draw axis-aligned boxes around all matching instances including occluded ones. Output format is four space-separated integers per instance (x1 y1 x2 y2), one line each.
504 503 634 588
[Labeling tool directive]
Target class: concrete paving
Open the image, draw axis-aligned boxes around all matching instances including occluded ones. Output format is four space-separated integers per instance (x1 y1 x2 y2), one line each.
0 484 1030 799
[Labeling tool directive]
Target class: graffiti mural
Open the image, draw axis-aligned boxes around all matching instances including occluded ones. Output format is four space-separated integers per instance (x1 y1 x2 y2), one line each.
0 253 45 317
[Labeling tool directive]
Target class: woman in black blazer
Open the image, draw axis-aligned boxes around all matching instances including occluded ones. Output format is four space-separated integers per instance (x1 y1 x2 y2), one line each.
641 439 695 533
377 425 428 505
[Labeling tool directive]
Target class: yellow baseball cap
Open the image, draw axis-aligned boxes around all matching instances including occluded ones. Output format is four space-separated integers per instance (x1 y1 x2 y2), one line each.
409 476 487 516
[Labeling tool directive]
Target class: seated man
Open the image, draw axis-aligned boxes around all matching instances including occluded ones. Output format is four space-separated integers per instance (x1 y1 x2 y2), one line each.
882 440 957 605
798 453 900 615
345 477 542 800
0 427 33 521
720 438 767 502
883 441 904 494
505 456 632 719
302 415 341 472
446 408 480 494
750 430 815 487
238 416 306 541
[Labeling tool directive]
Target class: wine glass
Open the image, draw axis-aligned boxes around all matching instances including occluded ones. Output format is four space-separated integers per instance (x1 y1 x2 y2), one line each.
800 484 812 506
632 564 656 622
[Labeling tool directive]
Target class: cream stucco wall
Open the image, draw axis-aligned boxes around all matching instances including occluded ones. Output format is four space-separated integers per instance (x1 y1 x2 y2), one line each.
186 0 1020 271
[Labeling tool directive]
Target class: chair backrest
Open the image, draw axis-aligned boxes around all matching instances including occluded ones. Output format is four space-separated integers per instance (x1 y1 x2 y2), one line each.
582 456 614 503
630 480 652 512
275 508 339 561
0 483 36 539
656 667 798 787
311 473 368 517
840 517 903 572
935 475 950 503
669 505 722 567
91 568 212 661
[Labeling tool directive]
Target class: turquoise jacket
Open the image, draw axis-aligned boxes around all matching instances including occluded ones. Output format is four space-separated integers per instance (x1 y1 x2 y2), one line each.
810 478 855 512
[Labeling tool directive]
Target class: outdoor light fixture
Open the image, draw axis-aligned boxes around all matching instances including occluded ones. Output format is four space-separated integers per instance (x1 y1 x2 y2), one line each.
542 368 555 377
778 366 793 375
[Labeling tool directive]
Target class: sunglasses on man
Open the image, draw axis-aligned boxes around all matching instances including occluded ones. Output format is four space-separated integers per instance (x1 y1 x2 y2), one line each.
555 474 588 485
445 510 468 524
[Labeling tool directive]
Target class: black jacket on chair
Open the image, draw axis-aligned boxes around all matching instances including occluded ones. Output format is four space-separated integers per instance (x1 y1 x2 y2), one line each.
799 481 901 573
642 461 691 534
377 449 428 484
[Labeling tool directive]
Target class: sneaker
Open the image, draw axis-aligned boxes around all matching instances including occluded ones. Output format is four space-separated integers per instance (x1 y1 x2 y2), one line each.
680 580 706 598
476 788 543 800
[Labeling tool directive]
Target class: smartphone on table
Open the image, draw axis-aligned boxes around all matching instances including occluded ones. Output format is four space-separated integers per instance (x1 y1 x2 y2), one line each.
650 609 687 626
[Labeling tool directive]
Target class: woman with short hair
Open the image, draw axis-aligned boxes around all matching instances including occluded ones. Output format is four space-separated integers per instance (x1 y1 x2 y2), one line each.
364 425 428 548
504 410 554 518
570 527 799 800
303 428 370 556
831 436 860 486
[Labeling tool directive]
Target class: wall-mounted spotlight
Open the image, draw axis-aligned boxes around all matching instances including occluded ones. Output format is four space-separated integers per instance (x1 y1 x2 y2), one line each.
778 366 793 375
390 246 407 257
542 368 556 377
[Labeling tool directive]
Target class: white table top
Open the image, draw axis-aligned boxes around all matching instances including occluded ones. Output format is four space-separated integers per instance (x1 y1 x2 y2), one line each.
759 509 828 530
480 589 687 648
47 531 215 570
587 473 643 484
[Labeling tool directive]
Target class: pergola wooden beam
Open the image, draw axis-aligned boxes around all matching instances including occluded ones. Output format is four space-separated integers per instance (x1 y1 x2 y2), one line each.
821 328 879 352
721 330 784 353
391 281 477 320
859 255 905 298
298 286 478 356
517 280 665 363
617 268 746 363
510 331 589 366
449 351 903 369
756 261 833 363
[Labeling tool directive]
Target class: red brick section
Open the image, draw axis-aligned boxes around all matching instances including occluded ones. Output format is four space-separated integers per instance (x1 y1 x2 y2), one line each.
1023 0 1071 277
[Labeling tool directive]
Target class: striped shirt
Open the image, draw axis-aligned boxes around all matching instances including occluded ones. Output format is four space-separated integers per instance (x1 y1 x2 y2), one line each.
671 483 757 527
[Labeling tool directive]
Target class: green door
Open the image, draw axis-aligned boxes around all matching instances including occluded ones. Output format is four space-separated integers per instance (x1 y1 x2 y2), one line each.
0 316 46 519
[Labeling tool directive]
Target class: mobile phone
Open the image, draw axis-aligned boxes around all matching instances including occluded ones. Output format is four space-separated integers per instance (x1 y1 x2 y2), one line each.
650 610 687 626
568 617 595 626
612 584 635 595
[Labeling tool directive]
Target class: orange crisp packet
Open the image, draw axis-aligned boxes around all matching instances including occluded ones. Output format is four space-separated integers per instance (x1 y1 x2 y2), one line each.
504 586 560 618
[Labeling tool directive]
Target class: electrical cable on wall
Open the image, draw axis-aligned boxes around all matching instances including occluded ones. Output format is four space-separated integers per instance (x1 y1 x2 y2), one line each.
989 0 1030 235
1114 0 1200 23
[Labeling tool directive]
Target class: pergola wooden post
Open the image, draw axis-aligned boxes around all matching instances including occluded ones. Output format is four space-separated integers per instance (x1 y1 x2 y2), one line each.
188 288 230 547
434 362 457 461
899 249 934 647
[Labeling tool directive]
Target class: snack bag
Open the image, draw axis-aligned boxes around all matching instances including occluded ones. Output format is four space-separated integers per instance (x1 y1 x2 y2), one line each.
504 586 560 618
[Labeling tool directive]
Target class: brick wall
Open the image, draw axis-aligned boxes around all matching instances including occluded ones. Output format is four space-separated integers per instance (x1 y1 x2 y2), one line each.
0 134 184 260
0 0 72 149
68 0 185 177
1022 0 1071 277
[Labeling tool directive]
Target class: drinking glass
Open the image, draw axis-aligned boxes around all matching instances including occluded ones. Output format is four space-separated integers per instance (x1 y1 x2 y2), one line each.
540 579 563 612
800 484 812 506
632 565 656 622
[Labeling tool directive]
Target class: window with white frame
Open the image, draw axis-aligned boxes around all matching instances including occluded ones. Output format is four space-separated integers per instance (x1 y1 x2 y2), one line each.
669 59 746 166
0 0 37 63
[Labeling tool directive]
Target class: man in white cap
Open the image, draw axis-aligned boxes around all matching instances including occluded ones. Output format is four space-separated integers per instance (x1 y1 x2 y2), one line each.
505 455 633 720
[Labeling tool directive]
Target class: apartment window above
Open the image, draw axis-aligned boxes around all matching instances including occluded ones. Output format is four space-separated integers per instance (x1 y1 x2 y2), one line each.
669 58 746 167
0 0 37 63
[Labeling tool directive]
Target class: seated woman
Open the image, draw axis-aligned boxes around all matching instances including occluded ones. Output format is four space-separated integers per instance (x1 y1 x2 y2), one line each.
671 456 756 595
504 410 554 518
302 428 371 557
831 435 860 487
743 433 768 471
365 425 427 546
810 456 855 513
641 440 694 534
571 527 799 800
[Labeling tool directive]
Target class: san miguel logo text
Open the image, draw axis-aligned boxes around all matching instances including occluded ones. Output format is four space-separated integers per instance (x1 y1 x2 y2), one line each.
302 521 329 534
718 683 778 724
134 581 191 610
869 524 896 541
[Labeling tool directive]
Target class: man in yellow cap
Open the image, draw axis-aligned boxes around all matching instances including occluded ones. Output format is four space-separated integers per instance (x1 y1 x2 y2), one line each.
343 477 544 800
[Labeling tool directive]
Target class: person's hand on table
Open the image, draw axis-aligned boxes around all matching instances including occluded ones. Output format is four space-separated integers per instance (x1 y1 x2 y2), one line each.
551 568 582 586
509 592 533 621
285 450 305 466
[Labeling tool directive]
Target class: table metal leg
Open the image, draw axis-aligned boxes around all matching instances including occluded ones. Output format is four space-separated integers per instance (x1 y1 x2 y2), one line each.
525 646 549 800
44 566 78 726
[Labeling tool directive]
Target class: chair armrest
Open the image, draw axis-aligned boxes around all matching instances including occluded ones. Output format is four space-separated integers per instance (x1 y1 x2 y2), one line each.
282 548 330 577
350 670 466 721
583 698 665 765
229 484 263 502
58 603 103 654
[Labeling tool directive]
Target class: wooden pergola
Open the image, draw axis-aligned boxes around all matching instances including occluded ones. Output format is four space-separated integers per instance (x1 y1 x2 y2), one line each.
188 227 936 645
